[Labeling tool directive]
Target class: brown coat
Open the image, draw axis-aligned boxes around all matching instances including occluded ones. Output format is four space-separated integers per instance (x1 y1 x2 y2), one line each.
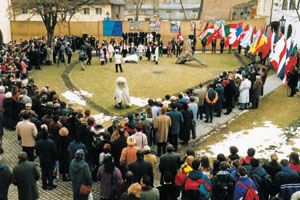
120 145 140 168
153 114 171 143
16 120 38 147
252 79 263 99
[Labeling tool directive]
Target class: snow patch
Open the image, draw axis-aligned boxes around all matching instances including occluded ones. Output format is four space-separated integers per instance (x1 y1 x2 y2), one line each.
61 90 93 106
93 113 118 123
130 96 149 107
61 91 86 106
201 121 298 160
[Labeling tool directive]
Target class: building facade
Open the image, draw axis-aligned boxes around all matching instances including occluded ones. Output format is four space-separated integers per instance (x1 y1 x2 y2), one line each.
268 0 300 45
0 0 12 44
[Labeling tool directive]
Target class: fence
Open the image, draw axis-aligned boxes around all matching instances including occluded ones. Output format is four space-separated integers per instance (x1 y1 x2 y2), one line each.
11 18 266 50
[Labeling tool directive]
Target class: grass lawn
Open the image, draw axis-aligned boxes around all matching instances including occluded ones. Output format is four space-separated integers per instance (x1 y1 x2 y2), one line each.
69 53 242 115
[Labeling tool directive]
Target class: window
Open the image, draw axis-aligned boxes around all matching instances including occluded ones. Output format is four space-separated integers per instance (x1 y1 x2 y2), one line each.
95 8 102 15
83 7 90 15
21 8 28 14
289 0 296 9
145 18 150 21
128 18 133 21
282 0 288 10
192 9 198 12
166 10 172 13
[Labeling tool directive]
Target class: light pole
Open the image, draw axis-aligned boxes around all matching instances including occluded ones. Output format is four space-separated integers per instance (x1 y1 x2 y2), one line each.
279 15 286 35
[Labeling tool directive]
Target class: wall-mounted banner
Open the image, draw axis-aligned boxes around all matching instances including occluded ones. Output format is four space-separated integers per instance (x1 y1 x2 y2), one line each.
149 21 160 31
171 21 180 32
130 21 141 30
213 20 225 30
103 21 122 36
190 20 203 31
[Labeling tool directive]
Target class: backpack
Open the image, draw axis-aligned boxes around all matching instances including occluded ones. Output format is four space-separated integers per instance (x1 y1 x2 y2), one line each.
237 179 260 200
198 176 212 200
262 173 272 191
175 166 187 187
79 50 86 60
216 175 234 199
242 159 251 175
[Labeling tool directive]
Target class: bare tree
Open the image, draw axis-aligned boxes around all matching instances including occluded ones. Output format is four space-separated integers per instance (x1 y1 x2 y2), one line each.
11 0 90 46
180 0 187 21
198 0 204 20
135 0 144 20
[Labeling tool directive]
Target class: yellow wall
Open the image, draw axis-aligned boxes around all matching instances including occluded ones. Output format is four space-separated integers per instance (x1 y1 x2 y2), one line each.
11 18 266 50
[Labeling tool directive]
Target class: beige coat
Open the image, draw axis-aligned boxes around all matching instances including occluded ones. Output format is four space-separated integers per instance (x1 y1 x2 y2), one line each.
144 154 157 174
16 120 37 147
153 114 171 143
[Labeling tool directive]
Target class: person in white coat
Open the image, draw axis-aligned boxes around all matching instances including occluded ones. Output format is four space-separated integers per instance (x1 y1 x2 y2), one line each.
238 75 252 110
154 44 159 65
108 43 115 62
137 43 144 61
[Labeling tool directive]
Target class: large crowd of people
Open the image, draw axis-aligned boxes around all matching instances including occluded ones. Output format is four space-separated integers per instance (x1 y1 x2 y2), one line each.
0 34 300 200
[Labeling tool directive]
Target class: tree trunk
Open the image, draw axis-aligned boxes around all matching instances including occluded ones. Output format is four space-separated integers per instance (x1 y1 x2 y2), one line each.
198 0 204 20
47 29 54 47
180 0 187 21
136 0 140 20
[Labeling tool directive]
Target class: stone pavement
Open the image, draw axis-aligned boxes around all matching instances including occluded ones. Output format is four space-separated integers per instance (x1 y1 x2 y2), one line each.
2 129 100 200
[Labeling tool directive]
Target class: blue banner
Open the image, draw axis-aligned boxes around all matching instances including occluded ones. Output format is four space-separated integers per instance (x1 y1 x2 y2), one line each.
103 21 122 36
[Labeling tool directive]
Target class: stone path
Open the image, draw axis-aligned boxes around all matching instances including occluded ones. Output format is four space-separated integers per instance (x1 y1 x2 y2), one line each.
2 129 100 199
194 73 283 140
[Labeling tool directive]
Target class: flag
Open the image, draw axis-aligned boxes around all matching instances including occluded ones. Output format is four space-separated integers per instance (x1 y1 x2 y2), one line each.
251 26 257 41
252 28 268 56
198 25 214 41
262 30 272 59
292 43 298 56
224 23 241 37
240 25 253 48
178 26 183 42
249 28 261 54
285 55 298 75
276 40 287 81
224 22 243 47
270 36 286 77
198 23 209 40
206 25 225 46
232 24 250 47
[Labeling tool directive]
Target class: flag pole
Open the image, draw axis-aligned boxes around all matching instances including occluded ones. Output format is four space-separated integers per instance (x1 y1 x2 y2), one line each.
269 0 274 26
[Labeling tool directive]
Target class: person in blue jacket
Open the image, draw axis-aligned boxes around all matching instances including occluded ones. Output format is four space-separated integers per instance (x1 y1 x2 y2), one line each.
234 166 258 200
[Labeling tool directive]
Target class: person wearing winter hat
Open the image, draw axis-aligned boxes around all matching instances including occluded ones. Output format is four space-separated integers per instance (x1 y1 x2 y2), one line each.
114 49 123 73
69 149 92 200
120 137 139 169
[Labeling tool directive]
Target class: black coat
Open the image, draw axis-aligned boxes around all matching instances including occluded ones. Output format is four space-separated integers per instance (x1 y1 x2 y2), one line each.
0 162 12 199
212 171 236 200
128 159 154 185
12 161 40 200
159 152 181 180
274 167 300 194
263 161 282 181
157 183 181 200
36 138 57 168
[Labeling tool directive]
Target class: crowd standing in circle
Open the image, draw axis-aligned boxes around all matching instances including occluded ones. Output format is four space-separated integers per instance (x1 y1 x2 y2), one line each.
0 34 300 200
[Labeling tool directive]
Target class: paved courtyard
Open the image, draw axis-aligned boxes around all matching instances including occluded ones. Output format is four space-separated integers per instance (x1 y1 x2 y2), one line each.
2 129 100 200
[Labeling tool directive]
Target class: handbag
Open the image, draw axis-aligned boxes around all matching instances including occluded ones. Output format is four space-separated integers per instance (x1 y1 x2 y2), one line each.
80 184 91 195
